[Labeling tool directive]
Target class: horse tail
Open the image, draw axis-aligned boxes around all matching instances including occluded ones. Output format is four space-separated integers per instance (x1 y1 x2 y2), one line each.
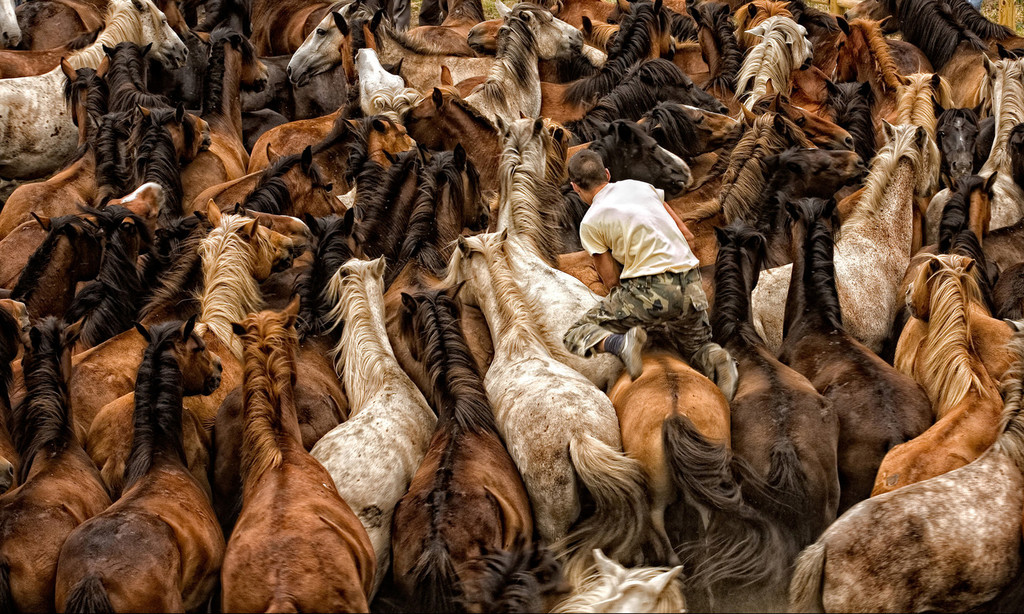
64 575 114 614
407 537 460 613
560 432 650 584
789 542 826 613
662 414 782 592
744 439 812 549
0 558 11 613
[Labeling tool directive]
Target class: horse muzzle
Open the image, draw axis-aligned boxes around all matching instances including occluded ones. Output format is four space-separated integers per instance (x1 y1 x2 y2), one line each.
203 374 222 396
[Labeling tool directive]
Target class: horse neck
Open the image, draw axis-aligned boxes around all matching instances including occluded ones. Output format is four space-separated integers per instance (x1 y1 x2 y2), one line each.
785 217 842 337
711 247 762 350
844 157 916 245
240 336 302 485
69 6 143 70
982 76 1024 175
479 32 541 120
336 274 403 411
125 342 187 485
197 235 264 359
475 244 556 359
497 158 559 263
204 40 244 138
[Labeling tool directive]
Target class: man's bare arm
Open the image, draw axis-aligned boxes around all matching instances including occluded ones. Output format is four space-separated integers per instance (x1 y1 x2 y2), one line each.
663 201 695 242
593 251 621 289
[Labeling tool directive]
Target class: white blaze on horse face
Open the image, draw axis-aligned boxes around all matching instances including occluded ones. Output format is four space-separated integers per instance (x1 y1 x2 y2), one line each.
288 12 344 86
136 0 187 68
0 0 21 48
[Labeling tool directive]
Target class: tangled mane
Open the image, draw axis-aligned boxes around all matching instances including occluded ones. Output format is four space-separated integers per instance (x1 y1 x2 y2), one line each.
123 320 189 487
893 73 951 191
324 257 402 411
63 66 109 142
794 197 844 332
564 1 668 105
353 148 423 263
12 318 76 483
995 330 1024 471
551 560 685 614
460 541 566 613
642 102 712 159
844 124 927 230
825 81 876 163
296 214 353 338
896 254 994 417
712 221 768 347
366 86 424 123
139 216 210 322
938 174 987 252
236 309 299 481
67 0 148 70
12 216 102 305
696 1 742 94
565 58 693 143
202 27 257 116
719 112 811 223
196 214 276 358
891 0 986 70
239 150 328 216
130 108 186 217
584 20 619 50
470 7 540 113
946 0 1015 42
734 0 793 48
848 18 903 93
105 41 171 113
980 57 1024 177
95 111 134 204
736 15 812 109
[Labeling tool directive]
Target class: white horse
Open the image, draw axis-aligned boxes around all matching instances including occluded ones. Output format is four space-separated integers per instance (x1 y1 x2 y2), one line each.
0 0 20 48
311 257 435 596
495 118 623 390
445 232 650 586
0 0 186 180
552 550 685 614
355 47 422 122
752 122 929 353
736 16 813 110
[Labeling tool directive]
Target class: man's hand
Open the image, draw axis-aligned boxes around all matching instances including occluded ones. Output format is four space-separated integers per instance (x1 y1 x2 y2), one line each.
663 201 695 242
593 251 621 289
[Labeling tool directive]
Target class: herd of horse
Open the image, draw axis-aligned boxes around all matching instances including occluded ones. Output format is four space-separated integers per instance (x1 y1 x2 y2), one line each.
0 0 1022 610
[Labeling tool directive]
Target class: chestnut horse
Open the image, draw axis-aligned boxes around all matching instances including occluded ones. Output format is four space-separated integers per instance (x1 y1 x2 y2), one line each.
221 301 375 612
54 318 224 612
0 318 110 613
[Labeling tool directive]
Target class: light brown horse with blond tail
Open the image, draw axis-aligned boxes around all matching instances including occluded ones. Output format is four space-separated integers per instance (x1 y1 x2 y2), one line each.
221 300 375 612
790 332 1024 612
874 254 1005 495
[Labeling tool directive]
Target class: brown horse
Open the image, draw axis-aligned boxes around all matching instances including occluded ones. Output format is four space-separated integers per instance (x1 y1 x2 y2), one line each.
0 299 26 496
220 301 375 612
879 254 1005 494
708 220 839 611
403 0 484 56
181 28 269 208
15 0 105 50
250 0 334 55
0 29 101 78
832 17 908 121
54 318 224 612
779 197 932 514
0 318 110 613
390 288 534 611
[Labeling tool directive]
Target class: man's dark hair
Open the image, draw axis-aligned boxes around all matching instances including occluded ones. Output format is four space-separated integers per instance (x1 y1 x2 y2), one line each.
569 150 609 191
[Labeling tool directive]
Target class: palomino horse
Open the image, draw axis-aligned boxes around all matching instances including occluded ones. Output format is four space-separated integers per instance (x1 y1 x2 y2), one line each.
736 15 813 109
551 550 685 614
54 319 224 612
311 257 435 595
390 288 534 612
0 318 110 613
0 0 186 180
445 233 649 586
779 197 931 513
752 122 930 353
877 254 1005 495
789 334 1024 612
221 301 375 612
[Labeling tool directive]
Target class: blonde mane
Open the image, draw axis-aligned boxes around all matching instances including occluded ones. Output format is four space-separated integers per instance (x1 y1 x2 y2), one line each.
552 562 686 614
897 254 995 418
497 119 564 263
980 57 1024 177
324 257 400 412
735 0 793 49
893 73 950 193
237 310 299 482
365 87 424 123
844 123 926 230
585 21 619 51
736 16 812 110
196 214 275 358
996 331 1024 470
68 0 147 70
850 18 904 93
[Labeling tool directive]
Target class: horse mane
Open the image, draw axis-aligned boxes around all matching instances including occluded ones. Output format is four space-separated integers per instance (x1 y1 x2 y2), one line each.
547 46 603 82
585 20 619 50
642 102 708 158
565 58 690 143
847 19 903 93
499 121 565 264
106 42 171 113
95 111 134 204
795 197 843 331
366 86 424 123
202 27 255 117
720 112 811 223
67 0 147 70
949 228 996 309
139 216 210 321
11 318 76 483
980 58 1024 177
296 215 353 338
12 216 99 305
196 213 274 358
123 320 189 487
353 148 423 263
945 0 1015 41
938 174 985 252
324 257 400 410
995 331 1024 471
564 1 666 105
64 206 149 348
896 254 994 417
0 306 20 412
712 221 768 347
697 1 741 93
551 561 685 614
131 108 185 216
825 81 876 164
735 0 793 48
237 310 299 481
449 0 485 22
63 66 109 142
891 0 986 70
470 7 540 114
894 73 952 135
736 16 810 108
461 542 567 613
239 151 318 216
845 124 926 230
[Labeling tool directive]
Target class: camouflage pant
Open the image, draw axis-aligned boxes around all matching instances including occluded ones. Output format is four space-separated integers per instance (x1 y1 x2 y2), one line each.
563 268 712 360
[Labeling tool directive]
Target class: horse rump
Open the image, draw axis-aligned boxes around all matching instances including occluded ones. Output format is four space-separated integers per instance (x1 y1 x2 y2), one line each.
662 414 783 592
64 575 114 614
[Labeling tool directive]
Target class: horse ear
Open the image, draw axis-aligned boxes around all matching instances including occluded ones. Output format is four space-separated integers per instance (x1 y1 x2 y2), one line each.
615 121 632 141
440 65 453 86
930 73 941 93
824 78 839 99
453 143 466 168
64 318 84 346
400 292 417 313
432 87 445 109
713 225 728 243
301 146 313 172
96 55 110 78
495 116 507 135
880 120 895 142
592 549 625 579
342 206 356 233
174 103 185 124
134 322 151 342
265 142 281 164
983 54 998 79
60 58 76 82
142 42 153 57
495 0 512 18
616 0 630 13
28 326 41 350
205 199 223 226
772 113 787 134
370 8 384 32
835 16 850 35
914 125 927 149
371 117 387 133
533 118 544 135
648 566 683 596
784 199 799 221
372 257 387 278
333 11 349 36
985 172 999 192
181 314 197 340
230 322 246 337
31 212 52 231
282 296 301 327
964 259 976 274
239 217 260 240
102 44 115 57
998 44 1012 60
581 15 592 34
553 127 565 143
747 3 759 18
739 104 756 126
138 105 152 118
932 96 944 118
653 0 662 13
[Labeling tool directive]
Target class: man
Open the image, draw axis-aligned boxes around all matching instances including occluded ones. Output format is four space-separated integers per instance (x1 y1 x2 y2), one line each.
563 150 736 396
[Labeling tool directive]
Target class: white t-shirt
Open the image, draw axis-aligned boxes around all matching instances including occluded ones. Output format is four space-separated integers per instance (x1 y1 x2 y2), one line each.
579 180 700 279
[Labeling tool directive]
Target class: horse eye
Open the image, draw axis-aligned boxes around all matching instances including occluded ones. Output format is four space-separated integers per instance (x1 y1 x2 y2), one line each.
317 28 327 36
162 18 167 25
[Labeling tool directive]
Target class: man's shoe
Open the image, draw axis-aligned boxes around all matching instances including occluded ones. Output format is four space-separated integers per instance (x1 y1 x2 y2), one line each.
621 327 647 379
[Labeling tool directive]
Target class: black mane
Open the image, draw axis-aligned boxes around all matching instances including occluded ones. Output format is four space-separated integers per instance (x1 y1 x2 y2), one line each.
711 221 768 347
12 217 101 306
695 1 741 93
825 81 875 165
106 42 172 113
131 108 186 218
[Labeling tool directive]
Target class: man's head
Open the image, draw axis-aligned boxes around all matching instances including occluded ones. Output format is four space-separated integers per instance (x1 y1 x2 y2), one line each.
569 149 611 204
